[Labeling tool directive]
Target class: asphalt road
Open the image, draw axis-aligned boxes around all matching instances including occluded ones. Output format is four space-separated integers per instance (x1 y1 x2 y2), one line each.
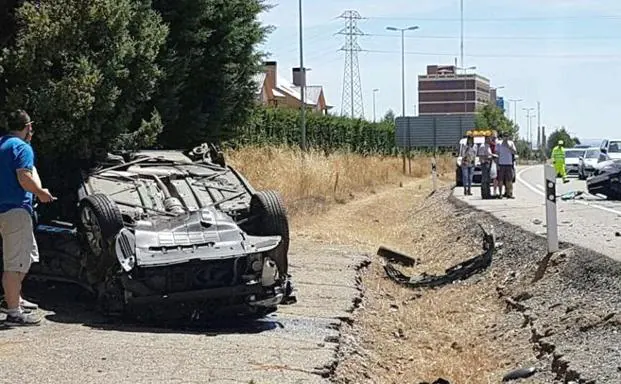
455 165 621 261
0 241 369 384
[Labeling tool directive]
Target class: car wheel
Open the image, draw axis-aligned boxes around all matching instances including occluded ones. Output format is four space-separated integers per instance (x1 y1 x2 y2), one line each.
77 194 124 281
248 190 290 277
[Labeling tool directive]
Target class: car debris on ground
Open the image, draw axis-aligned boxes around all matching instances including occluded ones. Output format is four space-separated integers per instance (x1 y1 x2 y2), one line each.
382 224 497 289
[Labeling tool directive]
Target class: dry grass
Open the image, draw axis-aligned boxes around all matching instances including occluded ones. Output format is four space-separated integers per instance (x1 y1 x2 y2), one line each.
225 145 454 217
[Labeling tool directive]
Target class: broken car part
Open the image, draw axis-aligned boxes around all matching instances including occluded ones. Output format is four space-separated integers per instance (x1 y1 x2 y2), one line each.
383 224 496 289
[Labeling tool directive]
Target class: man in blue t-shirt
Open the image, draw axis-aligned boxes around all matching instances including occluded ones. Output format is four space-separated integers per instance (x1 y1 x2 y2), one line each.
0 110 55 326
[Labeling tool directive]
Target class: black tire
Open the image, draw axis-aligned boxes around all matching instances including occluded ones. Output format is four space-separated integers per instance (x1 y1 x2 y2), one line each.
248 190 290 277
77 194 124 281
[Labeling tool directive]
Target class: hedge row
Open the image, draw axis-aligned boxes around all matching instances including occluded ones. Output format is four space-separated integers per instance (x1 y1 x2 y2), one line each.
229 107 399 155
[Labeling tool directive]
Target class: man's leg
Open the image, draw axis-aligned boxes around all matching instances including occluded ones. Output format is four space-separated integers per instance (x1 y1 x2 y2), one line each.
0 209 40 325
506 171 515 198
461 165 468 196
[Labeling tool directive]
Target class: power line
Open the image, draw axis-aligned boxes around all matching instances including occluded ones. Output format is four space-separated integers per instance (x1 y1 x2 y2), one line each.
363 33 621 41
361 49 621 59
338 10 365 119
365 15 621 22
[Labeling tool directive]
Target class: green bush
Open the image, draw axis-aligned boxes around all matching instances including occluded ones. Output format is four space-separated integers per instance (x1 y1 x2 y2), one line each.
229 107 398 156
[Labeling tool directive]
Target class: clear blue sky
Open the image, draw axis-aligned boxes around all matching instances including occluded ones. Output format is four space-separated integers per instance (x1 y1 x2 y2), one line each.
257 0 621 143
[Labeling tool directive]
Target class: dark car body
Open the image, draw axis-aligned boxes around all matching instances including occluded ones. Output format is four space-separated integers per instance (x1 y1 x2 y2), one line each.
1 144 296 322
586 159 621 200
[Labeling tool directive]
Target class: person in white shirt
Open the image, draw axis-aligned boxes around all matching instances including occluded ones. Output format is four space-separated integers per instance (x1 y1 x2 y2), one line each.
496 132 517 198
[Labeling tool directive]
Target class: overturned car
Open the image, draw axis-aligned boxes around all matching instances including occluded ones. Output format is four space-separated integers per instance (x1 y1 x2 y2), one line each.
2 144 296 322
586 158 621 200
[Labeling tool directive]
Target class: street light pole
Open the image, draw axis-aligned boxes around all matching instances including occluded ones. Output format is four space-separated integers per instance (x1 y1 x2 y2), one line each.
386 25 419 117
523 107 535 144
298 0 306 151
372 88 379 122
457 65 476 114
507 98 523 134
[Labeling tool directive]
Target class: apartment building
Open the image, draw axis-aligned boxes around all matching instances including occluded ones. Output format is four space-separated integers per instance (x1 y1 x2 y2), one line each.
417 65 492 115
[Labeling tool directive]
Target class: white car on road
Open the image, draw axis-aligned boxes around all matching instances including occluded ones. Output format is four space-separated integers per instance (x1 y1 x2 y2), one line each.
578 147 602 180
563 148 586 177
600 139 621 160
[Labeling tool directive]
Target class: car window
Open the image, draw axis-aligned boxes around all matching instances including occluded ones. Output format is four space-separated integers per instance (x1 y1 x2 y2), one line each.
565 150 582 158
609 141 621 153
586 150 600 159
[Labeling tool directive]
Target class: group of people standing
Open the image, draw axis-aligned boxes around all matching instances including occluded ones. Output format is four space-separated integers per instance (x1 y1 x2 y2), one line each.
459 130 517 199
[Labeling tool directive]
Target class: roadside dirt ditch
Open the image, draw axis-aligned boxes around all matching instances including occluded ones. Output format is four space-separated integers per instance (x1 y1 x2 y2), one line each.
329 185 621 384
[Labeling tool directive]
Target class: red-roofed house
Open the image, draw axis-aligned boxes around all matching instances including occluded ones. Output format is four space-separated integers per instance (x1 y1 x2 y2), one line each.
254 61 332 115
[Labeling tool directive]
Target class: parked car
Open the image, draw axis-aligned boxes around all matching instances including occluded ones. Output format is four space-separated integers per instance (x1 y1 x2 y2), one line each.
600 139 621 160
586 158 621 200
563 148 586 177
0 143 296 322
578 147 604 180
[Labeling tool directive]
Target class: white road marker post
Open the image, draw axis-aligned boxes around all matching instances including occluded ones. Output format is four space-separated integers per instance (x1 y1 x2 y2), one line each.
432 157 437 192
544 164 559 253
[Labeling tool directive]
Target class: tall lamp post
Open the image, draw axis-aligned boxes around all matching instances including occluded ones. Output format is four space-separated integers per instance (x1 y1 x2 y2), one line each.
523 107 535 145
386 25 419 117
372 88 379 122
456 66 476 114
507 98 523 127
298 0 306 151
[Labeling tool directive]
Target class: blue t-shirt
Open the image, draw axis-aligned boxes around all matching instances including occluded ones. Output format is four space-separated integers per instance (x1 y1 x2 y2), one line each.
0 135 35 214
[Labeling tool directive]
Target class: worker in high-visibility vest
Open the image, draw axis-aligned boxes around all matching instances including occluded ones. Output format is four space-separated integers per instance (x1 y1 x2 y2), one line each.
552 140 569 183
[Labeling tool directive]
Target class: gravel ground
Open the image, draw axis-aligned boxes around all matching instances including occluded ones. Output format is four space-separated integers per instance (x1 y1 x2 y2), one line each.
450 189 621 383
0 241 370 384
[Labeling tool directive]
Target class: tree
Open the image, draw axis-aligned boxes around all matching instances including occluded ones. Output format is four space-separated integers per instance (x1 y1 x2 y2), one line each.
0 0 168 163
149 0 272 148
547 127 578 155
382 109 396 123
475 104 518 139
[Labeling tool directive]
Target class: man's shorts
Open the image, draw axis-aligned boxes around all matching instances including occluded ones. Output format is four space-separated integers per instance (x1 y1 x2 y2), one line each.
497 164 513 184
0 208 39 274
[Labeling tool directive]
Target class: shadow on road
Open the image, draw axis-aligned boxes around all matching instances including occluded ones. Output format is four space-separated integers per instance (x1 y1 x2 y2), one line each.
4 279 284 335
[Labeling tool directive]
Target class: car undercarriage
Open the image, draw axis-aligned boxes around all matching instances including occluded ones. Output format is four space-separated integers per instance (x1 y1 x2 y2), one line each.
1 143 296 323
586 159 621 200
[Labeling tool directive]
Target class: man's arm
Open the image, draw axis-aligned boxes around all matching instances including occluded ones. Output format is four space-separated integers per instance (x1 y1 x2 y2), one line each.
13 144 54 201
510 141 518 154
32 165 42 188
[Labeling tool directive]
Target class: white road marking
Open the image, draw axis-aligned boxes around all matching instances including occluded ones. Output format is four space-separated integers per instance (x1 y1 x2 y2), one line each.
517 166 621 216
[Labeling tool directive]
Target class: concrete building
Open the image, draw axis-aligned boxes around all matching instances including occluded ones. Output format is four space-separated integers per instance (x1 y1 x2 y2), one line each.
417 65 493 115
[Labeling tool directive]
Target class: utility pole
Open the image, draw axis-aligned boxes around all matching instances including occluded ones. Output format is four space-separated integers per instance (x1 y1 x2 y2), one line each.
386 25 419 117
372 88 379 122
457 66 476 114
523 107 535 146
460 0 464 69
508 98 523 135
338 11 365 119
537 101 541 149
298 0 306 150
